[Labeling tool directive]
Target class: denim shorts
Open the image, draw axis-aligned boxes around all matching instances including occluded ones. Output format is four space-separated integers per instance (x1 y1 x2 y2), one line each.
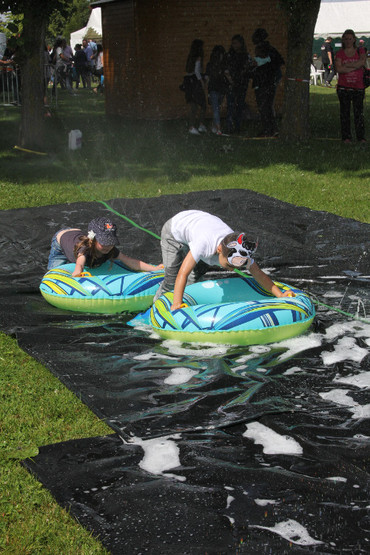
47 229 70 270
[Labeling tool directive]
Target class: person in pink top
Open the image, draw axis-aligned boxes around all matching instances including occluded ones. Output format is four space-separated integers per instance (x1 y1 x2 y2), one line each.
335 29 367 143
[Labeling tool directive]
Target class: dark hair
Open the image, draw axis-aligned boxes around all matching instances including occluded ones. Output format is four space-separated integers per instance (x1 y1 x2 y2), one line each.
208 45 226 78
252 28 268 45
186 39 204 73
96 43 103 53
341 29 356 49
209 44 226 65
230 34 246 53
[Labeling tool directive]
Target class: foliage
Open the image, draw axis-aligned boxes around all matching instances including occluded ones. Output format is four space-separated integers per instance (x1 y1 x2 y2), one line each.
0 0 69 55
48 0 92 44
0 11 23 44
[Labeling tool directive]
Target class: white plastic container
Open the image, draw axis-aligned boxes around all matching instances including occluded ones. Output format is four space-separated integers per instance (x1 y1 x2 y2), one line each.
68 129 82 150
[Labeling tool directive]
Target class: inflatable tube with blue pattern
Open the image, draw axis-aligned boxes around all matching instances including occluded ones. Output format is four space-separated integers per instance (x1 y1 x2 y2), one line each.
145 276 315 346
40 261 164 314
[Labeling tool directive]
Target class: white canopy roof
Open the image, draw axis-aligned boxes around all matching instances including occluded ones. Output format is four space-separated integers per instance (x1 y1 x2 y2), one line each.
70 7 102 49
314 0 370 37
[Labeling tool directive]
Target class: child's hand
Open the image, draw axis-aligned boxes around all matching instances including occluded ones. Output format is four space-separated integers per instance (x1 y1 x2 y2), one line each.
171 302 188 311
281 290 295 298
155 264 164 269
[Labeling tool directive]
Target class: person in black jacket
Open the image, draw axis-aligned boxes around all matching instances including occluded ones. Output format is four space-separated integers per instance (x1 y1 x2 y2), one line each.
321 36 335 87
252 43 278 137
73 44 88 89
205 45 228 134
251 28 285 136
225 35 253 134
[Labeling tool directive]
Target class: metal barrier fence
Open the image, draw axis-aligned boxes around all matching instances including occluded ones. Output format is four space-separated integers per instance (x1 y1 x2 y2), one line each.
0 64 20 106
0 63 57 108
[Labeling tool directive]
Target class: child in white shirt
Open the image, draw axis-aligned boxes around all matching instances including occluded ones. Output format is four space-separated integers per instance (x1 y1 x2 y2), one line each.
154 210 292 310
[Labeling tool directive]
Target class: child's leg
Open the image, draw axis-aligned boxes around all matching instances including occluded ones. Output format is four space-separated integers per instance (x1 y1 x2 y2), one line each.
153 219 189 302
47 232 69 270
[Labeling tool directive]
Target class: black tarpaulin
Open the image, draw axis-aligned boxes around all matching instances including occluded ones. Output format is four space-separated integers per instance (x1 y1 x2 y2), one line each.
0 190 369 554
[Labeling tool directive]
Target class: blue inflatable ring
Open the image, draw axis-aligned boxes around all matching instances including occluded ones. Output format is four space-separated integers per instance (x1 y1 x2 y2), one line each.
148 276 315 346
40 261 164 314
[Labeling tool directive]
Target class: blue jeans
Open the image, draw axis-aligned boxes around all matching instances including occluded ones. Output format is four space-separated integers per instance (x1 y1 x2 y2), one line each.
226 85 248 133
209 90 225 128
47 230 69 270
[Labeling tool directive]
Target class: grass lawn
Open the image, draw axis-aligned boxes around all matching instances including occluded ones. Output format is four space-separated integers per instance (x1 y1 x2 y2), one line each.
0 85 369 553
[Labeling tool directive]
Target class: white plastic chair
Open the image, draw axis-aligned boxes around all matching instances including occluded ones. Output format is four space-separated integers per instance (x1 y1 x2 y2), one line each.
310 65 325 85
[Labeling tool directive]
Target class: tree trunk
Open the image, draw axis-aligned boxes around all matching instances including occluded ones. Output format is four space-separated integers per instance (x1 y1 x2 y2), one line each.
280 0 321 141
18 8 47 150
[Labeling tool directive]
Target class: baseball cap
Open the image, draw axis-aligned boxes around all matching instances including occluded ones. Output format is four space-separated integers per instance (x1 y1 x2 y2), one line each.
87 217 119 246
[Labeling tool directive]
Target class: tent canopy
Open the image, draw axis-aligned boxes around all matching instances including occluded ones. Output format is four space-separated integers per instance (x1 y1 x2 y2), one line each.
314 0 370 38
70 7 102 49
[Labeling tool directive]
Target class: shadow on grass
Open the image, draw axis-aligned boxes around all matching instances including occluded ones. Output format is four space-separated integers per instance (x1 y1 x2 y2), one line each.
0 87 369 187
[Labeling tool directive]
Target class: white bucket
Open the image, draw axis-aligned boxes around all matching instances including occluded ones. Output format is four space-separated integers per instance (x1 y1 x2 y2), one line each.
68 129 82 150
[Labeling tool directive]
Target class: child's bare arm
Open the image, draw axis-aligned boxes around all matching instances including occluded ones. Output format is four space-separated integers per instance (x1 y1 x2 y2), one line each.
249 262 293 298
171 251 197 310
116 252 163 272
72 254 86 276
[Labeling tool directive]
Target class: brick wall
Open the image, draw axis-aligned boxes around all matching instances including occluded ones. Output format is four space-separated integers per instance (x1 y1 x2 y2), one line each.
101 0 288 119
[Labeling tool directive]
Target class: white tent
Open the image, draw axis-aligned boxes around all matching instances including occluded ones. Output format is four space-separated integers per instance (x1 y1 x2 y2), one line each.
314 0 370 38
70 7 102 49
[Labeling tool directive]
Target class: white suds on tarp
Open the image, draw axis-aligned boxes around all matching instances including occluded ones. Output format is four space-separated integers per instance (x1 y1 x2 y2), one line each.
319 389 370 418
284 366 304 375
319 389 356 406
334 371 370 389
254 499 280 506
130 434 184 478
243 422 303 455
271 334 323 361
162 339 229 357
250 519 323 546
133 352 177 361
324 321 370 342
164 367 198 385
321 336 368 365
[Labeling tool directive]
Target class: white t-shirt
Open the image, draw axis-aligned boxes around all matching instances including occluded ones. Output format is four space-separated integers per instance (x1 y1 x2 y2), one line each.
171 210 233 266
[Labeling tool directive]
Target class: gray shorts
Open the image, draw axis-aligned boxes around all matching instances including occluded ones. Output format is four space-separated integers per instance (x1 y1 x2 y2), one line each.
153 218 209 302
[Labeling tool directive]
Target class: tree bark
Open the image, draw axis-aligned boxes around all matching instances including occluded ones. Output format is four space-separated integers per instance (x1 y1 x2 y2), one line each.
280 0 321 141
18 7 47 150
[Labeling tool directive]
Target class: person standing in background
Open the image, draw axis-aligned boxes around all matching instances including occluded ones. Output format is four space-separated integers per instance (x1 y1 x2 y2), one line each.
82 38 93 88
74 44 88 89
205 45 228 135
225 34 252 134
335 29 366 144
321 36 335 87
183 39 207 135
